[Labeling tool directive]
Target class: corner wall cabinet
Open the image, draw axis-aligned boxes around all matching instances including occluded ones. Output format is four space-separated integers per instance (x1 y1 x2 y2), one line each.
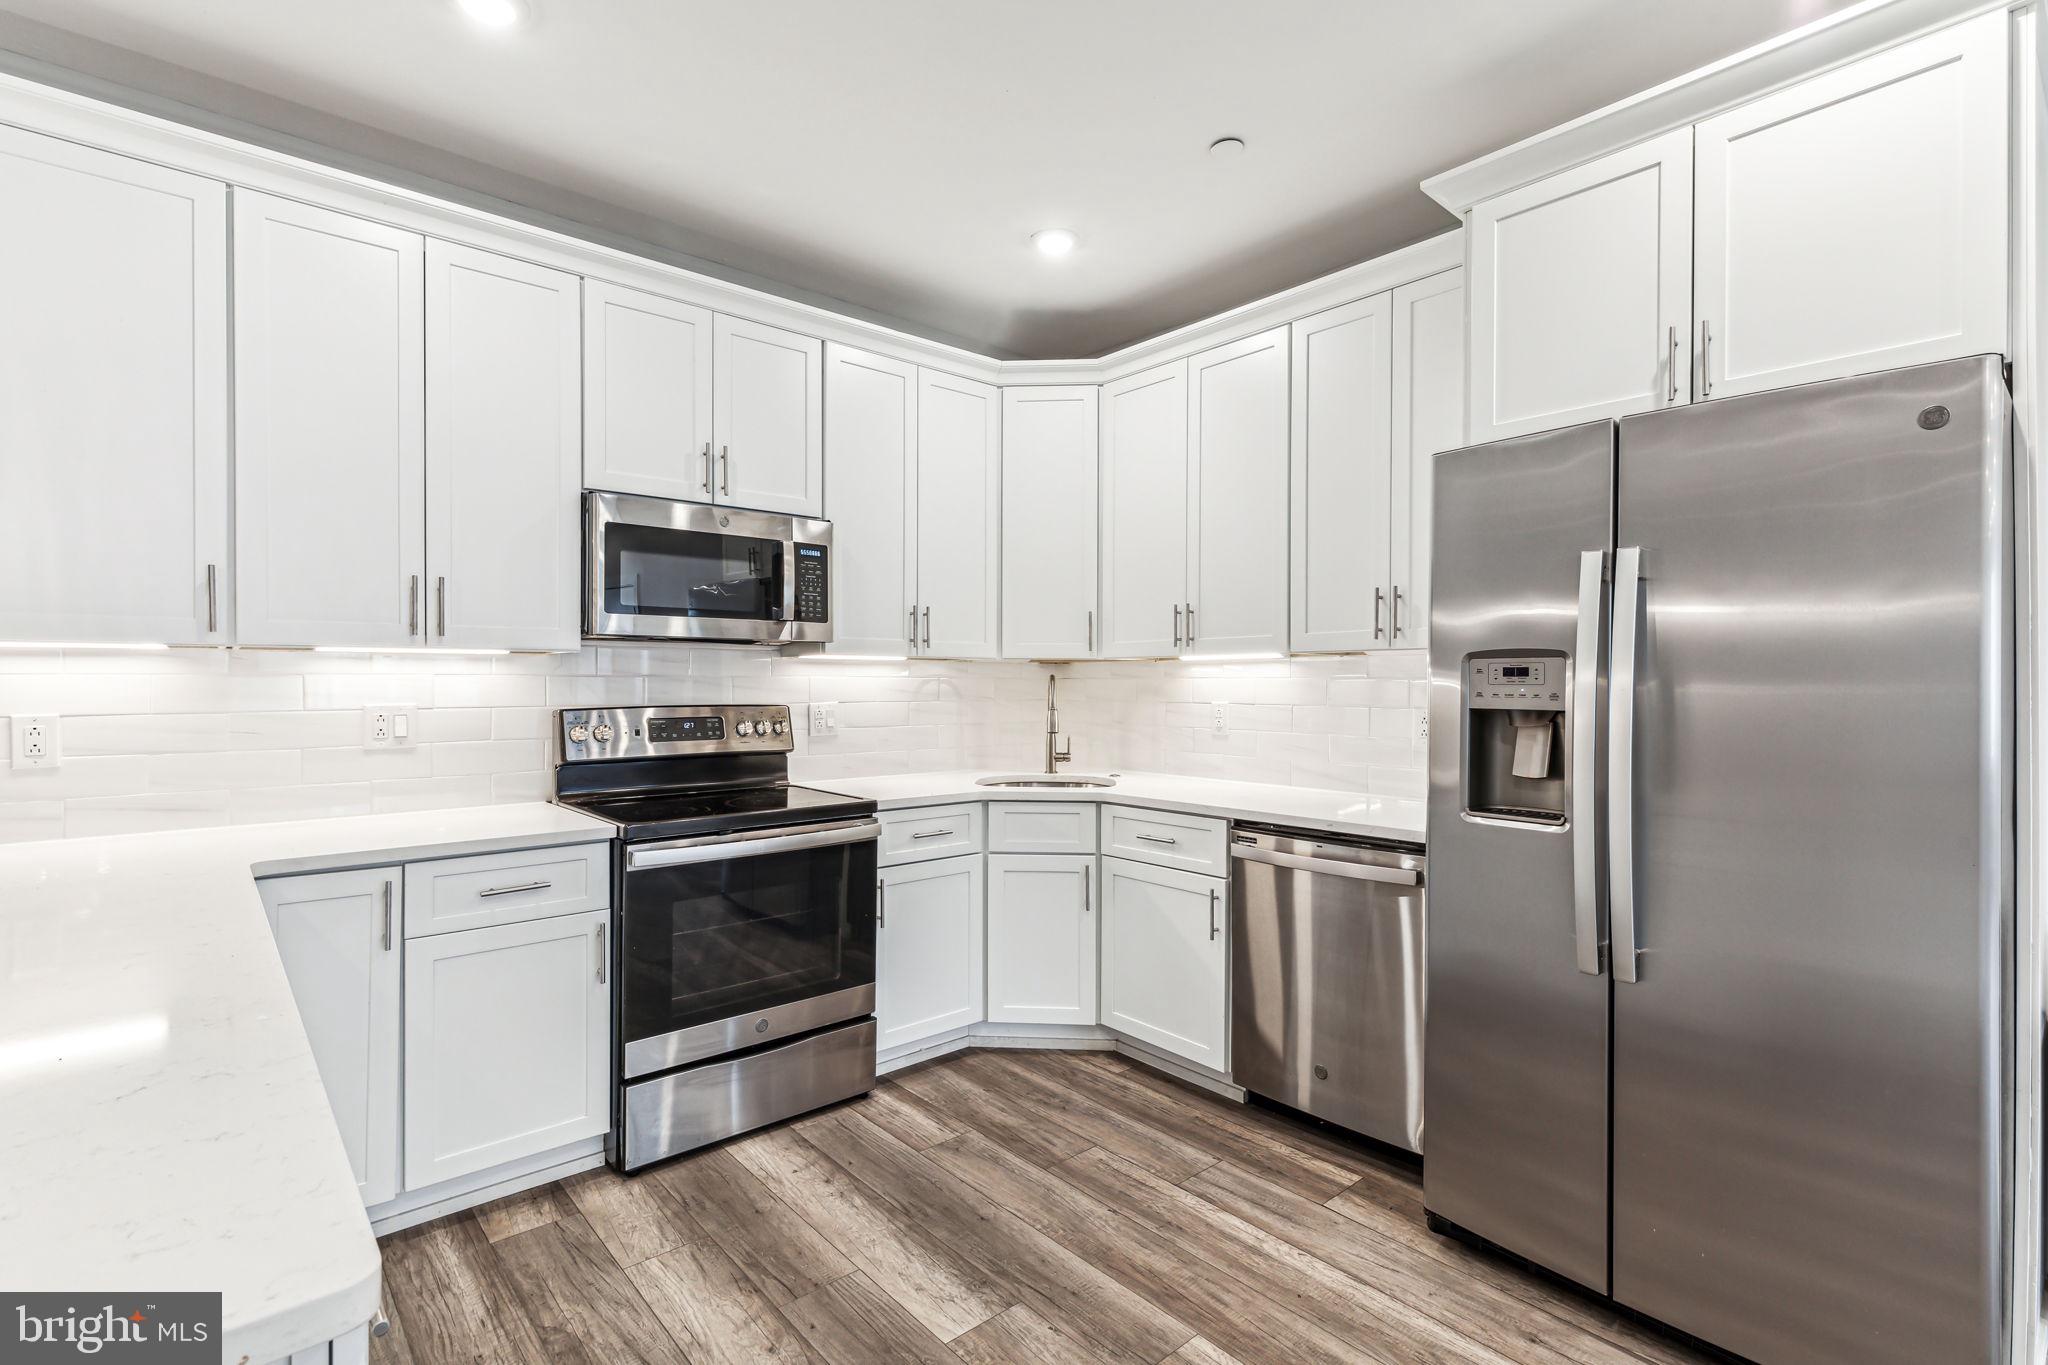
0 126 229 646
1002 386 1101 659
1099 361 1191 658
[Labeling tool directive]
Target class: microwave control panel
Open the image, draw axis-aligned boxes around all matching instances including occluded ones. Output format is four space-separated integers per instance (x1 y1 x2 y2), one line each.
794 544 829 623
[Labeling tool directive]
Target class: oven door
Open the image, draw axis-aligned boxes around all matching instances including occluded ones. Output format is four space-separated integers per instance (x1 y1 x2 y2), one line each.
585 490 832 644
618 816 877 1078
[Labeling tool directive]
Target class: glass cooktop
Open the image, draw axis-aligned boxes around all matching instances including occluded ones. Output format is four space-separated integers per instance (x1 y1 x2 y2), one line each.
558 782 874 842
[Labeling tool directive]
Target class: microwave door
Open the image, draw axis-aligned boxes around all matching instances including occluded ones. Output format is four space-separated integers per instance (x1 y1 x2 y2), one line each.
584 491 834 645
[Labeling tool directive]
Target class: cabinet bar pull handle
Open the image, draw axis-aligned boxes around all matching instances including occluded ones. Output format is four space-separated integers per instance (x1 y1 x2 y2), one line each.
910 829 956 840
922 606 931 649
1667 325 1678 402
1374 587 1385 639
877 878 886 928
720 445 730 495
408 574 419 636
381 880 394 951
909 605 919 649
1185 603 1195 647
1086 609 1094 653
1699 320 1712 399
1173 603 1182 650
701 442 713 494
436 576 447 638
596 923 607 983
1391 586 1404 639
1135 833 1178 846
205 563 218 633
1083 864 1091 914
1209 887 1220 941
478 879 552 897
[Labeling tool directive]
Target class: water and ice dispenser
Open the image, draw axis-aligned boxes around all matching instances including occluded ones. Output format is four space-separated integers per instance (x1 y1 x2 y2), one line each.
1463 654 1567 824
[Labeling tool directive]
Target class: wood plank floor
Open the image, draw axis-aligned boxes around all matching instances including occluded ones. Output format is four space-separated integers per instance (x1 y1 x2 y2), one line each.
371 1049 1718 1365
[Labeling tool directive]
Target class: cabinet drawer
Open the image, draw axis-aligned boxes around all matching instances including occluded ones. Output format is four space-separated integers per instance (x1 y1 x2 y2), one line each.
987 801 1097 854
878 804 983 866
1100 805 1228 876
403 841 611 937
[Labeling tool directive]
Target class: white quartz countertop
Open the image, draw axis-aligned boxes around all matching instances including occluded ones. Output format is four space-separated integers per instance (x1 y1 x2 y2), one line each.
814 770 1425 845
0 803 613 1365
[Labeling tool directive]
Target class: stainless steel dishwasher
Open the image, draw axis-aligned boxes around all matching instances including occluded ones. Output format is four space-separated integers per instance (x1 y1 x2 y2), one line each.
1229 822 1426 1153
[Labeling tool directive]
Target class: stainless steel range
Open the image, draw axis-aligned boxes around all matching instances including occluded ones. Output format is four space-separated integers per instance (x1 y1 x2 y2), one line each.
553 704 878 1172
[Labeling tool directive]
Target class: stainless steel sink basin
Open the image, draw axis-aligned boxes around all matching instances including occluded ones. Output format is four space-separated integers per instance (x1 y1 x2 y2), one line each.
974 774 1117 789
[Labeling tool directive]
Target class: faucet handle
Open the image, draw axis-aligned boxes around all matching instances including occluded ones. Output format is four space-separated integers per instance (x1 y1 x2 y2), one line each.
1054 736 1073 765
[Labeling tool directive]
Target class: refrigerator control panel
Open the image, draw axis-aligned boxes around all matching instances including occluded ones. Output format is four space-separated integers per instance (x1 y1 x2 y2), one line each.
1468 656 1565 711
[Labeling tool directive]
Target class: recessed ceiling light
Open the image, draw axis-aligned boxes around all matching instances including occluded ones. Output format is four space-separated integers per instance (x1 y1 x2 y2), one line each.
1032 228 1078 259
1209 136 1247 158
455 0 526 29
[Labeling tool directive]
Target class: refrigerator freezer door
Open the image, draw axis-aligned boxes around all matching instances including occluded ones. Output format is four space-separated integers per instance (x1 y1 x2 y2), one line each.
1423 419 1615 1294
1610 356 2010 1364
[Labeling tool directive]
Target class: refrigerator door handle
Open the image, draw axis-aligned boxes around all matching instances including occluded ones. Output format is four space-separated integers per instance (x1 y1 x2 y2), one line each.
1572 549 1608 976
1608 545 1644 983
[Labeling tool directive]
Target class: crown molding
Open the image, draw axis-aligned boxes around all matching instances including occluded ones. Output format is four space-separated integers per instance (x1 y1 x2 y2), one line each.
1421 0 2008 215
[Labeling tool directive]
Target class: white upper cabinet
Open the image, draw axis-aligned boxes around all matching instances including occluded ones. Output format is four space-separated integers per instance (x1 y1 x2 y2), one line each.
235 192 426 648
1693 12 2006 399
1468 127 1693 442
823 344 919 656
582 281 715 500
1002 386 1100 659
1187 327 1290 657
0 128 228 647
915 370 1002 659
1099 361 1190 658
425 241 582 651
714 314 823 516
1290 295 1393 654
260 867 402 1208
1389 269 1465 652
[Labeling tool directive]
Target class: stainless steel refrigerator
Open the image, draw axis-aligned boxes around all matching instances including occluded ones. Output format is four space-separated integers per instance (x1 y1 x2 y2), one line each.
1424 355 2012 1365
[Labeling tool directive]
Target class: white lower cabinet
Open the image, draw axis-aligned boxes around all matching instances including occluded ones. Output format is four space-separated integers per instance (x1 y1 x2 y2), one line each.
402 907 610 1189
876 853 985 1051
259 867 402 1208
986 854 1097 1026
1099 855 1228 1072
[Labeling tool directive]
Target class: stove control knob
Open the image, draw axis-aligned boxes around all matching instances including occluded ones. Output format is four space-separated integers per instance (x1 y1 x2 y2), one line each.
591 723 614 743
567 723 590 745
736 720 755 737
771 720 788 736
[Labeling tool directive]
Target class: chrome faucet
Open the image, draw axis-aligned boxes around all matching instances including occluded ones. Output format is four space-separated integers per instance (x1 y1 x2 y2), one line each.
1045 672 1071 774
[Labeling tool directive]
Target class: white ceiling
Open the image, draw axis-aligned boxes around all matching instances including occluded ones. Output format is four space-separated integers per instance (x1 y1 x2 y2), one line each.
0 0 1858 359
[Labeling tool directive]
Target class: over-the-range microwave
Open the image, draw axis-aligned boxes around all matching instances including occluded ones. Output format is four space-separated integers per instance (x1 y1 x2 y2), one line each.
584 491 833 645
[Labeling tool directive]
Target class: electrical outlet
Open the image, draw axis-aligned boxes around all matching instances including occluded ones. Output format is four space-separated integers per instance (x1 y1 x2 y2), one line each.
1418 711 1430 741
1210 705 1229 736
808 702 838 737
11 715 59 770
361 705 419 749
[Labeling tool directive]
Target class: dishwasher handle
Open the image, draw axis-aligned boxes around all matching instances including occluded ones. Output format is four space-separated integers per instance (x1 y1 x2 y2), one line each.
1228 843 1422 886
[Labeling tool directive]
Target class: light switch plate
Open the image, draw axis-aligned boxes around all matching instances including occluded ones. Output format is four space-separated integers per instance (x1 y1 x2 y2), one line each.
11 715 59 770
808 702 838 737
361 705 419 749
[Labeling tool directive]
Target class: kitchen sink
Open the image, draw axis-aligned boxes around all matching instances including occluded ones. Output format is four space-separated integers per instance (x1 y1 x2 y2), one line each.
975 774 1117 789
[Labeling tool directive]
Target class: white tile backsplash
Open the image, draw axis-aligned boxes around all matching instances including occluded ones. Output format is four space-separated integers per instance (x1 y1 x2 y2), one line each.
0 645 1428 841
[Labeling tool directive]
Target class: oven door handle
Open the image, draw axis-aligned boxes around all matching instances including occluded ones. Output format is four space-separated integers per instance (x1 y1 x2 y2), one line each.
625 816 881 870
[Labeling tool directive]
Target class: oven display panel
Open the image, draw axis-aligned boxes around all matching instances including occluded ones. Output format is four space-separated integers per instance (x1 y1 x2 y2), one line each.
649 716 726 743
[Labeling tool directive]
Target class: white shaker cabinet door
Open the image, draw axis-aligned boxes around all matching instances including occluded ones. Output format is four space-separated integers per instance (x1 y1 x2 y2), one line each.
1290 293 1393 654
1693 11 2006 399
876 854 985 1052
915 369 1003 659
1388 267 1465 652
823 344 918 656
424 240 582 651
234 192 426 647
986 854 1097 1026
1001 386 1100 660
1099 857 1227 1073
0 128 229 646
1468 127 1693 442
404 908 610 1190
1187 326 1290 657
1099 361 1189 658
713 314 823 516
583 280 715 501
260 867 402 1208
